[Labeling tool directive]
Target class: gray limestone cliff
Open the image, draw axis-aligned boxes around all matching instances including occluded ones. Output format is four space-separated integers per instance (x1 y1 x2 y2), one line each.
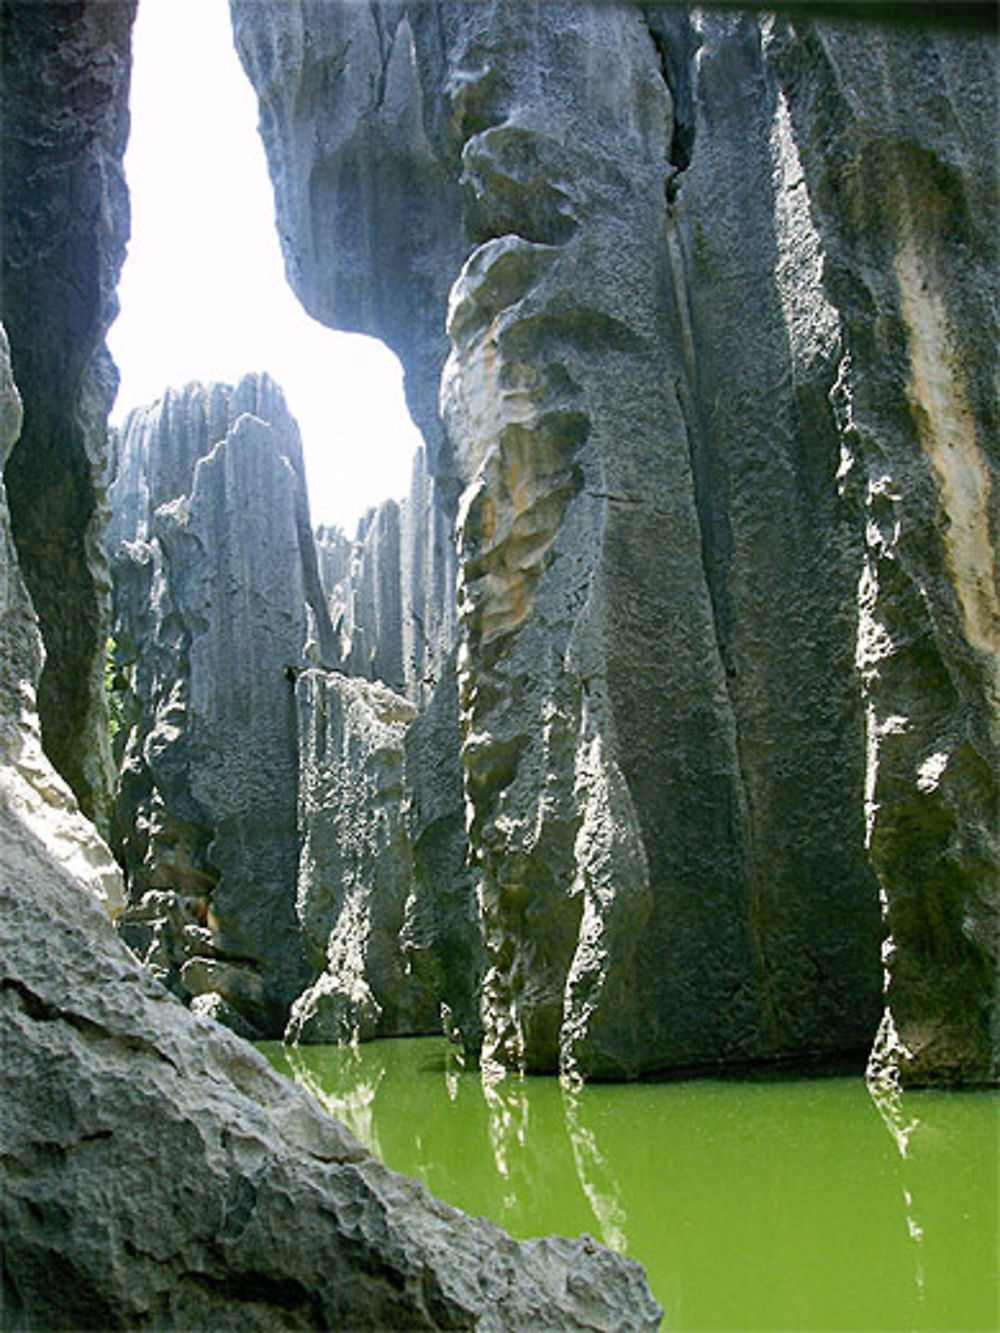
763 20 999 1086
0 7 657 1322
2 335 658 1331
1 0 135 830
233 0 997 1085
108 377 478 1049
108 375 334 1036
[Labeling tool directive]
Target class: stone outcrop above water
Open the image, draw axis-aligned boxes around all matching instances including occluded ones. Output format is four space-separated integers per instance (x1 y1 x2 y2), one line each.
108 377 475 1045
233 0 998 1085
290 669 424 1042
1 4 661 1322
0 726 661 1332
109 376 334 1036
1 0 136 830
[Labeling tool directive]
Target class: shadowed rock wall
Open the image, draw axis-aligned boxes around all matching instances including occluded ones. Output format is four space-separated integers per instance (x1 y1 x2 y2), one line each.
1 0 136 829
764 20 999 1085
232 0 997 1085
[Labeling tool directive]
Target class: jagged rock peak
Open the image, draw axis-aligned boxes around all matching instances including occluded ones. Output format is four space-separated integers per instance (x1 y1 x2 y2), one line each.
110 372 309 546
108 383 336 1036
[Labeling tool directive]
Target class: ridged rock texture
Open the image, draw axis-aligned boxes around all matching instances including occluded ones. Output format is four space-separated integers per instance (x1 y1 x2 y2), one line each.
233 1 998 1085
0 9 659 1326
107 375 336 1037
1 0 135 832
318 447 459 707
107 376 475 1044
290 659 482 1050
762 21 999 1086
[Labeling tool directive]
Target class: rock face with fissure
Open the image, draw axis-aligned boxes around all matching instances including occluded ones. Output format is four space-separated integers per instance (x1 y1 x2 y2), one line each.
108 375 334 1036
763 21 999 1085
1 0 136 830
233 0 997 1085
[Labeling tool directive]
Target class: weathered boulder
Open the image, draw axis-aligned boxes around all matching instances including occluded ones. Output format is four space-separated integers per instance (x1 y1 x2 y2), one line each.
233 0 997 1084
108 376 334 1035
1 0 136 830
0 737 661 1331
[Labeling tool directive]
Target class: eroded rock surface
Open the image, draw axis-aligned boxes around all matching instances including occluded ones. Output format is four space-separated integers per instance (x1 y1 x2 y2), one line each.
290 663 481 1048
317 454 459 707
233 0 997 1084
1 0 136 829
764 20 999 1085
108 376 333 1035
1 5 661 1324
0 771 661 1332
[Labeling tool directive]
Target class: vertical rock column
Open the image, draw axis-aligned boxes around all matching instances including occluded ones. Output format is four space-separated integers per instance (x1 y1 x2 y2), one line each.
769 20 999 1084
439 1 749 1077
657 10 883 1068
1 0 136 830
108 378 333 1036
233 0 992 1081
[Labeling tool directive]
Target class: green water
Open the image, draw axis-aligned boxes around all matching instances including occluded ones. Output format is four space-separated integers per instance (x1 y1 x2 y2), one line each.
259 1038 999 1331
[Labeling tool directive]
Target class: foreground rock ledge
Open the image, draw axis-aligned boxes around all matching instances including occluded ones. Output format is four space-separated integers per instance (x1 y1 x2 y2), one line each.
0 797 660 1331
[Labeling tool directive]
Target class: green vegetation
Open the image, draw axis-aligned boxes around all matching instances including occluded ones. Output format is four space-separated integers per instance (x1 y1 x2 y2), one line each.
104 636 127 748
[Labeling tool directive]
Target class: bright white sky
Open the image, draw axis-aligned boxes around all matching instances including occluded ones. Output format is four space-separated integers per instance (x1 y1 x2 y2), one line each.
108 0 422 534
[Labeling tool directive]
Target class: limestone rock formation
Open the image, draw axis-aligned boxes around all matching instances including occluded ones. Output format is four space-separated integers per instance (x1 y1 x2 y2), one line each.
763 20 999 1085
1 4 661 1323
289 670 426 1042
333 500 408 693
0 330 125 924
0 677 660 1332
1 0 135 831
317 451 459 707
289 662 481 1049
233 0 997 1084
108 376 334 1036
108 377 474 1045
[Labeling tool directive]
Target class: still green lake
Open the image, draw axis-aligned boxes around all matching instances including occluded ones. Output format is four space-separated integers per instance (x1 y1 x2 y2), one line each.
258 1037 999 1330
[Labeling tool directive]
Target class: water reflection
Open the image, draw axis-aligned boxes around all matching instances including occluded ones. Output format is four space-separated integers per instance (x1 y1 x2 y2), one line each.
562 1087 629 1253
260 1038 998 1331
